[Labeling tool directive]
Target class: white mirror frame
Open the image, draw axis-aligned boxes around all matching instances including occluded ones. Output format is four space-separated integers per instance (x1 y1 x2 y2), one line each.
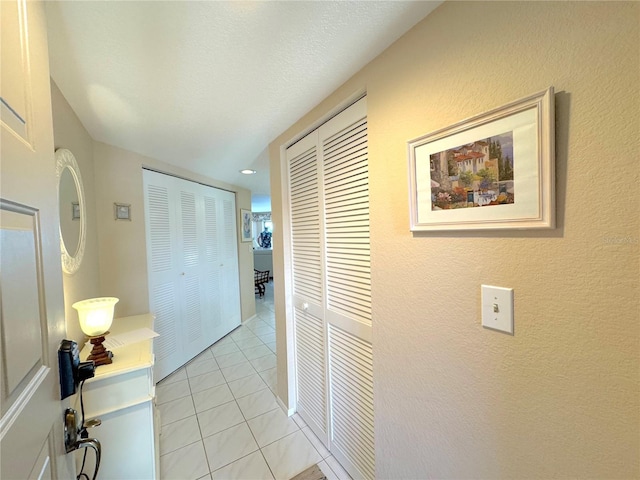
55 148 86 275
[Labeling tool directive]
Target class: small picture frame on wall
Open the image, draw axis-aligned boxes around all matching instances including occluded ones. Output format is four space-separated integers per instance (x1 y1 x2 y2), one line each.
72 202 80 220
240 208 252 242
114 203 131 221
408 87 555 231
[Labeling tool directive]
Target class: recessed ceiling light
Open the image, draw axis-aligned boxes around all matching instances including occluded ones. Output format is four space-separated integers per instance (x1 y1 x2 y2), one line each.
240 169 256 175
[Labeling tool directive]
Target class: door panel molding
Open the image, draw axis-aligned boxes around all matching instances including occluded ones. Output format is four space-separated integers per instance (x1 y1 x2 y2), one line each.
0 0 34 146
0 200 48 415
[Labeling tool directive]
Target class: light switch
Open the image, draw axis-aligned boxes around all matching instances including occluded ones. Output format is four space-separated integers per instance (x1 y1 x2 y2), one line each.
481 285 514 334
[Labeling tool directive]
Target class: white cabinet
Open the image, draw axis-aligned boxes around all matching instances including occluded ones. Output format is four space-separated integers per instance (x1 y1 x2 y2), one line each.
78 314 158 480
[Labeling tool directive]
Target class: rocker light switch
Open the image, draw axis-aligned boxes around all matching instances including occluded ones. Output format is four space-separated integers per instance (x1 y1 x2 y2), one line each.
481 285 514 334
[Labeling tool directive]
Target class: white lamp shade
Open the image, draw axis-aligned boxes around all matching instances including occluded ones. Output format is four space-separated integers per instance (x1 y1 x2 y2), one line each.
72 297 119 337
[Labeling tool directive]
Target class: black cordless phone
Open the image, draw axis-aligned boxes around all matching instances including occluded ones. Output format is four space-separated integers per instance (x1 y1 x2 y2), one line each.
58 339 95 400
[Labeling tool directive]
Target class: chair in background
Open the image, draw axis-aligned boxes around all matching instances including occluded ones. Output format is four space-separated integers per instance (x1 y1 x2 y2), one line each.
254 269 269 297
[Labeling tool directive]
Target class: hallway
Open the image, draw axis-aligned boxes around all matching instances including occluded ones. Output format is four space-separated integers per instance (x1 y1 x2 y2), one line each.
156 283 351 479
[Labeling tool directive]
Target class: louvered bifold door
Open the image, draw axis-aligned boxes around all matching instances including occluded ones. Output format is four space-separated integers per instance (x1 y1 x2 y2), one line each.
287 132 329 444
201 190 223 340
143 170 182 380
176 180 208 357
320 97 375 480
144 171 242 381
218 189 241 333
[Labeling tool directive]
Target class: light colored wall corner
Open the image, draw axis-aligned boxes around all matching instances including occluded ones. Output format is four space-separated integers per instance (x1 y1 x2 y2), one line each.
92 141 256 321
270 1 639 478
50 79 101 345
269 143 289 407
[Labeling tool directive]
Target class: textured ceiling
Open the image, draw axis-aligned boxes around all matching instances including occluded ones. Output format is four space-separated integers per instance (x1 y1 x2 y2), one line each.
45 1 442 204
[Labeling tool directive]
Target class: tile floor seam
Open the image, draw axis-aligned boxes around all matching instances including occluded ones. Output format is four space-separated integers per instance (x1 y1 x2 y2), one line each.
231 384 269 401
199 434 216 476
159 283 343 480
198 410 247 441
252 421 301 451
258 448 277 480
159 433 201 457
202 429 260 475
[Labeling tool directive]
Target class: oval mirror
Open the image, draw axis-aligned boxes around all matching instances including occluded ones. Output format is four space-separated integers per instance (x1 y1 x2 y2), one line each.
55 149 86 275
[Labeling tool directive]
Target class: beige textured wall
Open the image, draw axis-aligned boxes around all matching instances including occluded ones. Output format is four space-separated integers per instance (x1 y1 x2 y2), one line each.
50 80 101 345
269 2 639 478
93 142 256 321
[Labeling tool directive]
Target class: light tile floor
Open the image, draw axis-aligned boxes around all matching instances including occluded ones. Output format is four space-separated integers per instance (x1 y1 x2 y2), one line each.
157 283 351 480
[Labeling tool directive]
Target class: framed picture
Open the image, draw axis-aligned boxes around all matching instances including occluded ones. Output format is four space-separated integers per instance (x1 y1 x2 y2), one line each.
240 208 252 242
408 87 555 231
114 203 131 221
72 202 80 220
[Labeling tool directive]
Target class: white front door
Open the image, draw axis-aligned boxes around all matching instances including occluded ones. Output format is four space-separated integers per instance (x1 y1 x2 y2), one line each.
1 1 73 478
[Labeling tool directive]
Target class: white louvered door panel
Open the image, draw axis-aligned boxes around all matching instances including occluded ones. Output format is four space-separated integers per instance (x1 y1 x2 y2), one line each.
322 115 371 328
177 185 207 354
219 192 241 332
202 194 223 339
143 173 182 380
287 132 328 443
152 283 179 362
289 144 322 306
328 326 374 480
294 307 327 436
320 97 374 479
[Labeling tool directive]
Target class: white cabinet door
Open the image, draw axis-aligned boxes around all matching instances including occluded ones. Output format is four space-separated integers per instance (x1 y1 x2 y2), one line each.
143 170 241 381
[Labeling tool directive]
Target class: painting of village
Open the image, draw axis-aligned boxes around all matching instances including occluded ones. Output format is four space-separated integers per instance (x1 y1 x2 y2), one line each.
429 131 514 210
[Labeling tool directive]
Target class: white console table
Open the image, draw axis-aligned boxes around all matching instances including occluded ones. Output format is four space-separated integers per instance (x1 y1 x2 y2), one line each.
78 313 159 480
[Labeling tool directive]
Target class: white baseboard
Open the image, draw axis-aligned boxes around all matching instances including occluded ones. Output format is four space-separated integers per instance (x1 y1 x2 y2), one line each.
242 314 258 325
277 395 295 417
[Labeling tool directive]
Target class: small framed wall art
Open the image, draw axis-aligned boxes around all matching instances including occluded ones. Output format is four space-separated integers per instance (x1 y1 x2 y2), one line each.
240 208 252 242
114 203 131 221
408 87 555 231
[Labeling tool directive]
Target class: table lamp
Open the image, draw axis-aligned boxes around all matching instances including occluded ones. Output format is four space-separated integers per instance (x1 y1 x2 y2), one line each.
72 297 119 366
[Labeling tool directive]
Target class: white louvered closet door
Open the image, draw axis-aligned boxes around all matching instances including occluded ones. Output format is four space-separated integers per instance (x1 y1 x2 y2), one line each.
287 97 374 479
176 180 208 357
287 131 329 444
144 170 241 381
143 172 183 379
320 98 374 480
202 190 223 340
219 193 241 332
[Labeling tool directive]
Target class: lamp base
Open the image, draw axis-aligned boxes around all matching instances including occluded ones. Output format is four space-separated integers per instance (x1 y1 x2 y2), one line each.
87 333 113 366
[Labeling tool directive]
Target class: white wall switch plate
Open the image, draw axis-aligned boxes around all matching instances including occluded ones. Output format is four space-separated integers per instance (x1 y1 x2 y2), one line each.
481 285 514 334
